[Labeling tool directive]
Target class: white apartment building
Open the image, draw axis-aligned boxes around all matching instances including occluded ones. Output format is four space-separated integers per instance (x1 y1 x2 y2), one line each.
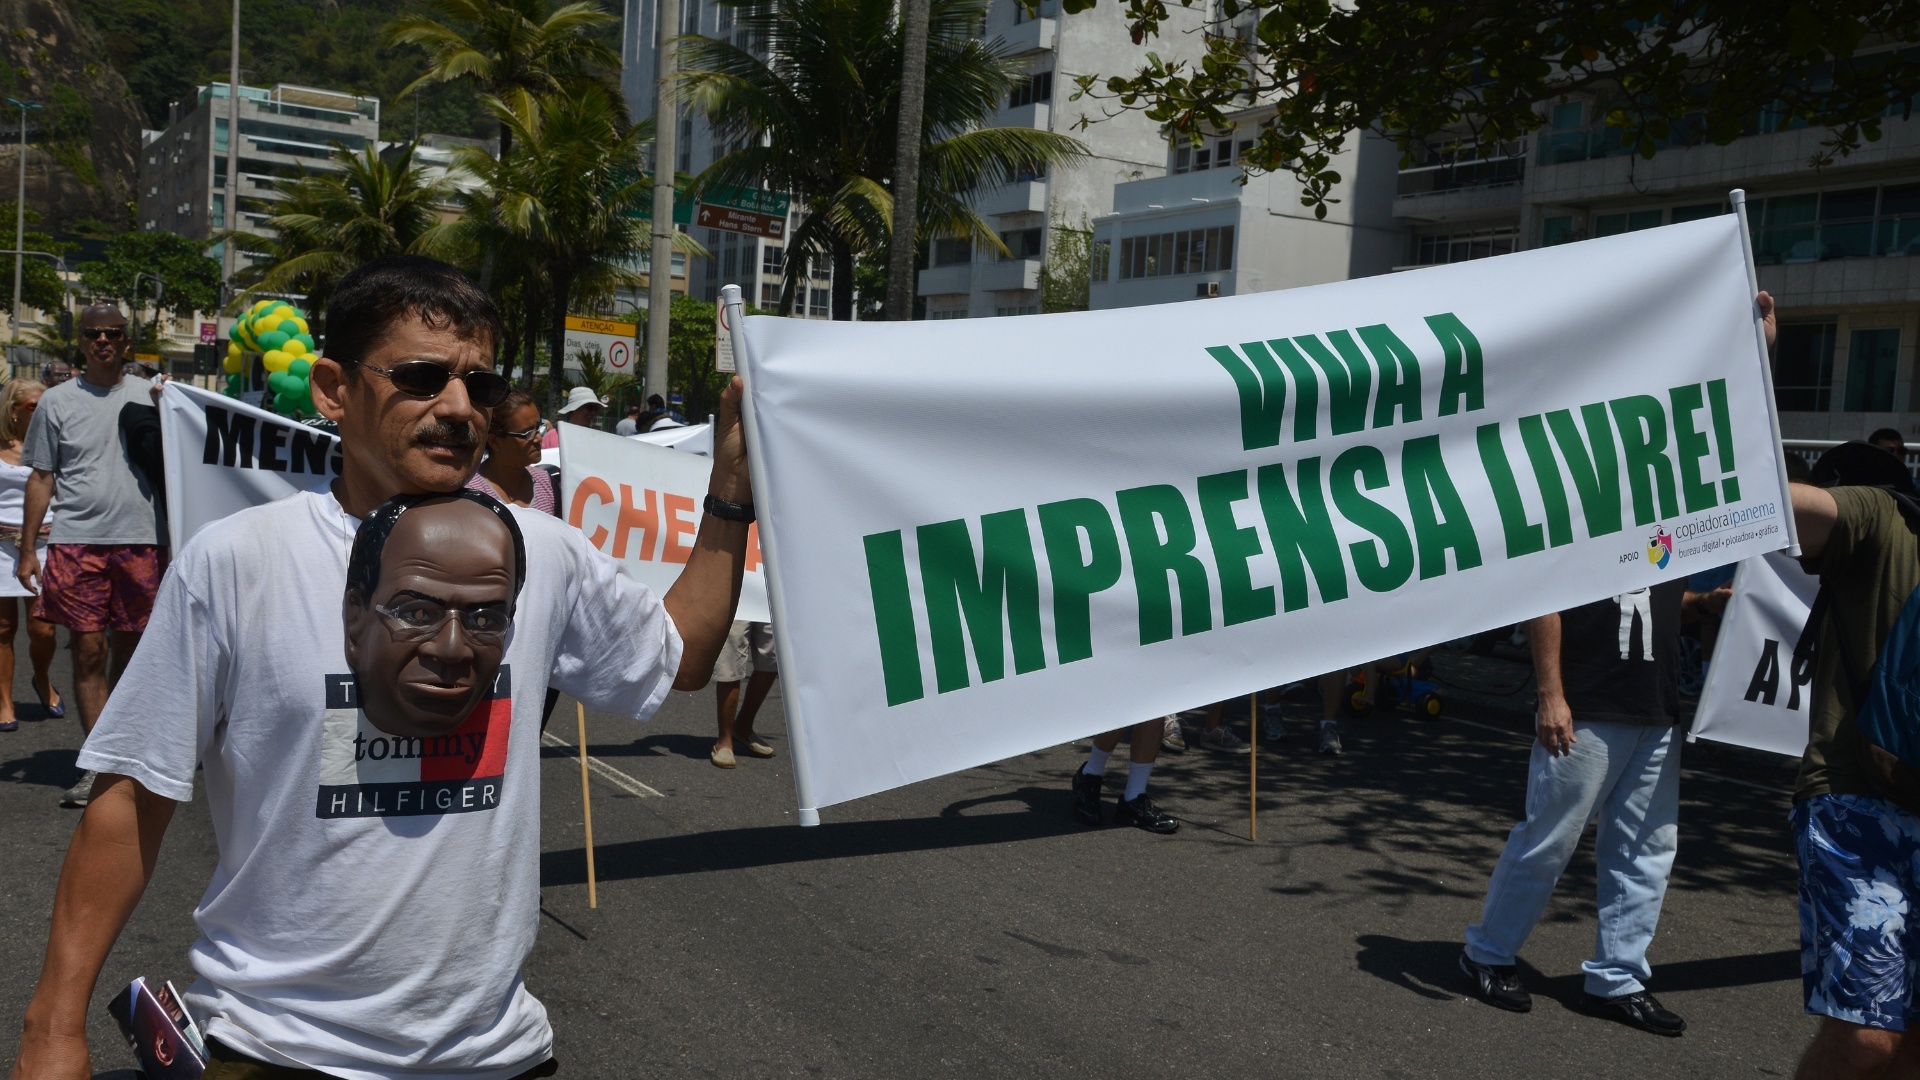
624 0 1207 317
139 82 382 275
1087 108 1403 309
621 0 832 316
1394 64 1920 442
917 0 1210 318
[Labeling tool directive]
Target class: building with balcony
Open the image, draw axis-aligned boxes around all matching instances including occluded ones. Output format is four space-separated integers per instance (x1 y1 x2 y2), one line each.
138 83 381 274
917 0 1212 318
621 0 832 316
622 0 1210 318
1391 48 1920 441
1086 108 1403 309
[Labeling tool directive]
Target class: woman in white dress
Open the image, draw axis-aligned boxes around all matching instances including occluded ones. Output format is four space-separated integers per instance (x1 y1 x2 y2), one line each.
0 378 62 731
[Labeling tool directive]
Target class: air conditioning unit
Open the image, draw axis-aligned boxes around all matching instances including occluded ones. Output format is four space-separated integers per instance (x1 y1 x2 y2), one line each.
1196 281 1221 298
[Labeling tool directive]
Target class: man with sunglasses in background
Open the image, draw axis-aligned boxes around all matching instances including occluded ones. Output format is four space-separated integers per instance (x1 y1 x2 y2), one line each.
15 303 165 808
8 256 757 1080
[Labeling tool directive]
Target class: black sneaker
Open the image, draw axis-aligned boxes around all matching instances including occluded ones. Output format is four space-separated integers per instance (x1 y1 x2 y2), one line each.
1579 990 1685 1037
1112 793 1179 834
1071 768 1105 826
1458 951 1531 1012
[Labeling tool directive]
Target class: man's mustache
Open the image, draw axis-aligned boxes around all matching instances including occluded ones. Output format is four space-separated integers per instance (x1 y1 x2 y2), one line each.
412 422 478 448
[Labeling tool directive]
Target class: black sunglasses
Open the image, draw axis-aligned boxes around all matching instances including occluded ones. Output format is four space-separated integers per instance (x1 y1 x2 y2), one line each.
80 327 126 341
356 359 512 408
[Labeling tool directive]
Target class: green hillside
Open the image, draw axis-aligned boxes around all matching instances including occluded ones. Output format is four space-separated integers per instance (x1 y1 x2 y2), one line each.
67 0 616 141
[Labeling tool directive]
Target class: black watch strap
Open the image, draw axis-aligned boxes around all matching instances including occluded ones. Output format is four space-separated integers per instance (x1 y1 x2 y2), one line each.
703 493 756 523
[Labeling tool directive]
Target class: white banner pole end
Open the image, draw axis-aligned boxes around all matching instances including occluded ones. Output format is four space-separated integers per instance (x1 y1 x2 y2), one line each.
723 280 824 824
1728 188 1801 557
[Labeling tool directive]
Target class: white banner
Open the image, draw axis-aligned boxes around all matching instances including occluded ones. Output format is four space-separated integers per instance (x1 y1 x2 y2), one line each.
558 425 769 622
632 422 713 455
737 215 1793 813
160 382 339 551
1691 551 1819 757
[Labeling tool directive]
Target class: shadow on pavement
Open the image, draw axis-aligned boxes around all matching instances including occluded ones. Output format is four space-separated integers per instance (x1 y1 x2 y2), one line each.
1353 935 1466 1001
1353 934 1798 1011
538 733 718 762
1645 947 1800 992
1157 708 1798 909
0 746 82 788
542 786 1080 885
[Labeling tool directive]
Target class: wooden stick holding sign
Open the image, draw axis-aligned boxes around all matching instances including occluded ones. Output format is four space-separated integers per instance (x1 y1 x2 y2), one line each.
576 701 598 908
1249 691 1258 841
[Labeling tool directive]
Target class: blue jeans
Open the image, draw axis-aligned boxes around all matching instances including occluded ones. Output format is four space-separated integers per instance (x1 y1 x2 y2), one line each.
1464 720 1681 998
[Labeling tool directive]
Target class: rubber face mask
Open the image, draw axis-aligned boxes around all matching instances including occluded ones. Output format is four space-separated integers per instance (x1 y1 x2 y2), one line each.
344 496 517 737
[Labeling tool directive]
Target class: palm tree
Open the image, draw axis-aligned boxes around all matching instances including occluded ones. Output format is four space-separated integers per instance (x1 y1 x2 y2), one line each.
449 84 703 412
387 0 622 159
232 142 457 317
677 0 1088 320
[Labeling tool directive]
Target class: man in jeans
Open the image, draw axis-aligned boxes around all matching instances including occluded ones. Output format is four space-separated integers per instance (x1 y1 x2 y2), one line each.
1458 581 1702 1037
16 303 163 808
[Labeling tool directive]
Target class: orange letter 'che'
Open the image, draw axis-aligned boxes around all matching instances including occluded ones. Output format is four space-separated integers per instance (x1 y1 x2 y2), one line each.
568 477 615 549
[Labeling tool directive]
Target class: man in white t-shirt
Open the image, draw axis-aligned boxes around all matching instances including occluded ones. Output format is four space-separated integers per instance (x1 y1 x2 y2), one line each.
7 255 757 1080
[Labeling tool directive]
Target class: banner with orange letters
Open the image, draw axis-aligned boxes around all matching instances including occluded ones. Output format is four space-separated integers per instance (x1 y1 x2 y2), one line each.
558 426 770 623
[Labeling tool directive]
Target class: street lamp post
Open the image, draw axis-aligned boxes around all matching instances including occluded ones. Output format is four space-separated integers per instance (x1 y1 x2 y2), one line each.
7 96 42 370
221 0 241 311
130 272 166 365
0 249 70 378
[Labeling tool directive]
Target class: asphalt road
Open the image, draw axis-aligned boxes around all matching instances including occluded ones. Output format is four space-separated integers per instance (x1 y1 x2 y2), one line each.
1 640 1814 1079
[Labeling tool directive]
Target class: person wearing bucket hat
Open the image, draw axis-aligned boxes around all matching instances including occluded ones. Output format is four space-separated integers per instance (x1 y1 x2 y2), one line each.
540 386 608 448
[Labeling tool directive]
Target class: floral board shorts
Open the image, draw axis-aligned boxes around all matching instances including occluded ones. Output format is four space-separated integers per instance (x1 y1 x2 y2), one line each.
32 544 167 633
1793 792 1920 1031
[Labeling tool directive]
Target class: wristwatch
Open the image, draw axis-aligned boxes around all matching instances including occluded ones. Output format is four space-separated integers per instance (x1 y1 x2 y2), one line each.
703 493 755 523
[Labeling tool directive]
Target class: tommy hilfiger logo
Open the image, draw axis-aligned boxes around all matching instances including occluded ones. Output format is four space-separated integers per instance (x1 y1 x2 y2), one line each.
315 667 512 819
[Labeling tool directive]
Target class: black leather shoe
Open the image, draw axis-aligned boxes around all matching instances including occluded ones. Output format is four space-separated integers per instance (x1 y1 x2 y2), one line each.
1112 793 1179 833
1580 990 1685 1037
1071 768 1105 826
1458 951 1532 1012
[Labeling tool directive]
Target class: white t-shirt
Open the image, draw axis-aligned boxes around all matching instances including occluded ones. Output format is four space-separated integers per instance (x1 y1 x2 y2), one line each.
77 488 684 1080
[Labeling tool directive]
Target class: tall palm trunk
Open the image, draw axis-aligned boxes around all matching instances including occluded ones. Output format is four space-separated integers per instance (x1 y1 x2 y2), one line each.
547 272 575 414
521 287 542 391
886 0 930 320
831 237 855 321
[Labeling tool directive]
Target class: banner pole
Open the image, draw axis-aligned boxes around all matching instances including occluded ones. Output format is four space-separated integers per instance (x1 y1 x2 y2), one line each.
1728 188 1801 557
1248 691 1258 840
721 282 822 827
576 701 598 909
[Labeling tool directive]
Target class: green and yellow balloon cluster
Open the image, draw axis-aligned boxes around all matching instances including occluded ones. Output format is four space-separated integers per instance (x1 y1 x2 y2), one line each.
224 300 317 415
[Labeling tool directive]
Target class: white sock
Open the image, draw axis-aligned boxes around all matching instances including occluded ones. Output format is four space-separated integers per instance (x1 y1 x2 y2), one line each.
1083 746 1111 776
1124 762 1153 800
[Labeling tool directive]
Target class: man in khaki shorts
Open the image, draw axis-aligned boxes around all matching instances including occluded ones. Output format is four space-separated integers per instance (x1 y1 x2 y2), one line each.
711 620 777 768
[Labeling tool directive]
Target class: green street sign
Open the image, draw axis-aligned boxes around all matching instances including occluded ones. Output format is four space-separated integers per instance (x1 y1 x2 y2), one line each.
626 173 696 225
701 183 791 217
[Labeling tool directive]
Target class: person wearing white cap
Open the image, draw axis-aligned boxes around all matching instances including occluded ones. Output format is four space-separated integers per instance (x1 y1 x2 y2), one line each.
540 385 607 448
